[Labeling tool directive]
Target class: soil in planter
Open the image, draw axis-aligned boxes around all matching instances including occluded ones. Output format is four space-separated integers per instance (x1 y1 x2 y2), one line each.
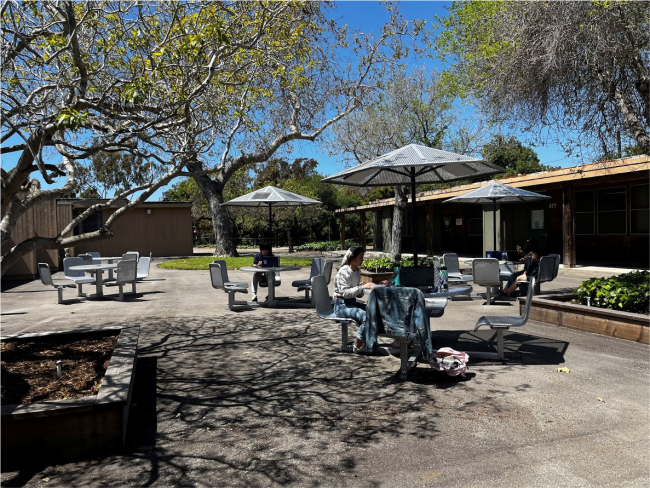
1 332 118 405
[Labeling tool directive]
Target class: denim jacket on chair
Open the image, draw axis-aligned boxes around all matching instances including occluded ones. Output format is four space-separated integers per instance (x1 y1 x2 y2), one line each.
365 286 433 359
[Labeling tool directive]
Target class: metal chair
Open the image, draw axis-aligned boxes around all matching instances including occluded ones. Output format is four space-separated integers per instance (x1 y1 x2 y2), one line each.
534 254 560 295
472 276 536 361
292 258 333 303
78 253 94 265
210 260 250 311
136 256 151 281
87 251 101 264
121 252 139 262
113 260 137 301
38 263 77 304
312 275 356 351
63 256 95 296
442 253 472 281
472 258 501 305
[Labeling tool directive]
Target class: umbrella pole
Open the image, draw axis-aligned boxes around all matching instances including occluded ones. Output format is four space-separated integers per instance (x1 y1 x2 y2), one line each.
411 168 418 266
268 204 273 252
493 199 497 252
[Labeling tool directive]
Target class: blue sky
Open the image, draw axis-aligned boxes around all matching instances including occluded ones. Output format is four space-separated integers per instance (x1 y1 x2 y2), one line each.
1 1 575 201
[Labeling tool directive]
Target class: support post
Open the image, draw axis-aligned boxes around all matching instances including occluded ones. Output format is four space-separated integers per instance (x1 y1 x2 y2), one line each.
359 212 366 249
411 169 419 265
562 183 576 267
426 203 434 257
339 213 346 250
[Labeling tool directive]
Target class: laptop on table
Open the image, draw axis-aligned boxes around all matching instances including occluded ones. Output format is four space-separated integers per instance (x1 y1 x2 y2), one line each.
261 256 280 267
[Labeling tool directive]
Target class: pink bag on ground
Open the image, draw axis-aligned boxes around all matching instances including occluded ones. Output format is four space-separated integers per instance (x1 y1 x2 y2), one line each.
430 347 469 378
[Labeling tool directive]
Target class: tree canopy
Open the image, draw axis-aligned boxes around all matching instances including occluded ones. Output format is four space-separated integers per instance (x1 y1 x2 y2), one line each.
482 135 559 177
435 1 650 157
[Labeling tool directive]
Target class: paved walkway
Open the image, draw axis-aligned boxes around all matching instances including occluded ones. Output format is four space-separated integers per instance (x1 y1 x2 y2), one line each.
1 256 648 487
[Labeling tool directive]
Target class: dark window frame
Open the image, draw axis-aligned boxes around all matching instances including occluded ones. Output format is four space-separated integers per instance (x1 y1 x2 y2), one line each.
630 184 649 235
575 189 595 235
597 187 627 235
468 217 482 236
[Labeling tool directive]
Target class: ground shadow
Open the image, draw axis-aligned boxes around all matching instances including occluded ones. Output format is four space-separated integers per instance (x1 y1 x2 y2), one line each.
1 310 450 486
432 329 569 365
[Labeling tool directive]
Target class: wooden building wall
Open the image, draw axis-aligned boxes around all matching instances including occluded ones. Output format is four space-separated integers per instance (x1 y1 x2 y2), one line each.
71 205 192 258
2 195 60 279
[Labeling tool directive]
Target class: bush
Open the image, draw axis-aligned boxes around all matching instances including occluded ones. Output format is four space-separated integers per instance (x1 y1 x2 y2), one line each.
573 270 649 314
295 240 359 252
360 256 436 272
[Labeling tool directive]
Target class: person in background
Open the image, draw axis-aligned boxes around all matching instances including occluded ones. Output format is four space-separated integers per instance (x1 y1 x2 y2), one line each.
504 250 540 296
251 243 273 302
333 246 375 353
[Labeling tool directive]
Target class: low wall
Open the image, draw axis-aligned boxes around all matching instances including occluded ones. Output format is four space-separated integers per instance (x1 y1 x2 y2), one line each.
1 326 139 467
522 294 649 344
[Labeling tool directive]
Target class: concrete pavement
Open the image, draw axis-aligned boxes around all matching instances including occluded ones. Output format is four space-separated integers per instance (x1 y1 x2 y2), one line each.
1 256 648 487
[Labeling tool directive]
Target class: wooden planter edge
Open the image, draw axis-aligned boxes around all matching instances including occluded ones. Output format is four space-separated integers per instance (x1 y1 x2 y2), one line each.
520 294 649 344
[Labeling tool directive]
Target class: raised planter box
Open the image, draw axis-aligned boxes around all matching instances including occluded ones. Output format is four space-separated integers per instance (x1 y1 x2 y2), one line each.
360 270 393 284
521 294 649 344
1 326 139 466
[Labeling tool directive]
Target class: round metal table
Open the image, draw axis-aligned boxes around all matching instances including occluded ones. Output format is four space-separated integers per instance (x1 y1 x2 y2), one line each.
240 265 301 307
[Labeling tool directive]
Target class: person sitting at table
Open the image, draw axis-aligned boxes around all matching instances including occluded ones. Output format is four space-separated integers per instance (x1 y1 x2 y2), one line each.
333 246 375 353
251 243 274 302
504 250 540 297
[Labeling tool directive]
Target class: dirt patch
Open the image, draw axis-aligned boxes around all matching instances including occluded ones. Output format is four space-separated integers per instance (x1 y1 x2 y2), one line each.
1 332 118 405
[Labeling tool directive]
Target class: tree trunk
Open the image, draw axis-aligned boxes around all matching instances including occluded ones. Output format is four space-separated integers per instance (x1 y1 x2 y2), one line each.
390 186 407 263
193 174 238 257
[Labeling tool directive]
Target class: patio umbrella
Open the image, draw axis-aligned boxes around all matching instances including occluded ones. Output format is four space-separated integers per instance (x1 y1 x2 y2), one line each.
443 181 550 252
321 144 504 264
221 186 321 251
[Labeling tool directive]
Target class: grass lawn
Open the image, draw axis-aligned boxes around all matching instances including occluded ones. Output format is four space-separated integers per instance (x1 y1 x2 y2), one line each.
158 256 313 270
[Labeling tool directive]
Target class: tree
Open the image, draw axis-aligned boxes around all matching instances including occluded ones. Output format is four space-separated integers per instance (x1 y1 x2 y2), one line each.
74 152 157 199
482 135 560 177
189 2 412 256
331 68 486 261
1 1 235 275
435 1 650 157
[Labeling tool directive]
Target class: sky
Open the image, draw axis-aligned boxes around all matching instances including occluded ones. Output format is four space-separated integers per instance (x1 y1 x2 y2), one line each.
1 1 576 202
298 1 574 178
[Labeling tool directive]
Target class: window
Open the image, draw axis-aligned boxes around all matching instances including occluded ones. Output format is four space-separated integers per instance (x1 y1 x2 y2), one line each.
76 211 102 235
468 218 482 236
575 190 594 235
598 187 626 235
630 184 649 234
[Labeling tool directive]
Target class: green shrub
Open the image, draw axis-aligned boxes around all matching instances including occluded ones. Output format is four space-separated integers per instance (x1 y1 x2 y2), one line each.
573 270 649 314
360 256 436 272
295 240 359 252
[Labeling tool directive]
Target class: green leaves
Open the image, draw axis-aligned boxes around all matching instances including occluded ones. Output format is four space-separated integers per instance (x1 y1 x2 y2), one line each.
55 108 87 131
360 256 436 272
296 240 359 252
573 271 650 314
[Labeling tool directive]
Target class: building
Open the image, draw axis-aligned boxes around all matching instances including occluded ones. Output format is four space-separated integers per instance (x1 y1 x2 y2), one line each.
336 155 649 268
3 198 193 280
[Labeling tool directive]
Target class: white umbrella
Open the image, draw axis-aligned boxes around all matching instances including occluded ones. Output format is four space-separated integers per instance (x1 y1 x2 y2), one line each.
444 181 550 252
222 186 321 251
322 144 504 263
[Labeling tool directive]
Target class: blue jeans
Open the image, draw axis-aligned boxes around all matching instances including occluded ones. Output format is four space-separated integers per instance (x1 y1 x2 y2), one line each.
334 298 367 342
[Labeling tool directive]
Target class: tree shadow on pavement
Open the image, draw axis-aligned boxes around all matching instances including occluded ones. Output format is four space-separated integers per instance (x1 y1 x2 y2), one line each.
2 309 457 487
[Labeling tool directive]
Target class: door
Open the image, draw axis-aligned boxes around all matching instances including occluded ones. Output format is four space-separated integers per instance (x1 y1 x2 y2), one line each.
528 205 548 255
441 214 456 252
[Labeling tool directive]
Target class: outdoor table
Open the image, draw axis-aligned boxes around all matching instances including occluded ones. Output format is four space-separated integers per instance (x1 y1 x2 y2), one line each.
69 264 118 298
90 256 122 281
240 265 301 307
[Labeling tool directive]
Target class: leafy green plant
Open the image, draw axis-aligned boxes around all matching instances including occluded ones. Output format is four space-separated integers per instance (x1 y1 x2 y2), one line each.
573 270 649 314
360 256 436 272
360 257 395 272
295 240 359 252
